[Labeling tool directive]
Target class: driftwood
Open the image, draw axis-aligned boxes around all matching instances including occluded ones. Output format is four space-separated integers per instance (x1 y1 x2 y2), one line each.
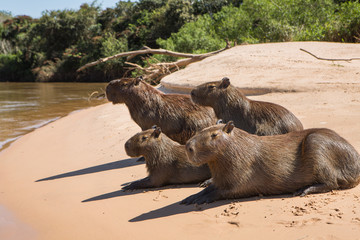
77 41 231 83
300 48 360 62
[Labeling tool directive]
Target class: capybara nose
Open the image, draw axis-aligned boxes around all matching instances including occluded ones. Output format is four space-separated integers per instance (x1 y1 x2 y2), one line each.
124 141 130 151
105 84 113 100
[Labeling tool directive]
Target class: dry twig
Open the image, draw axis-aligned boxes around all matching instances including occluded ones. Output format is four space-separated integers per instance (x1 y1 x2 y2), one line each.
300 48 360 62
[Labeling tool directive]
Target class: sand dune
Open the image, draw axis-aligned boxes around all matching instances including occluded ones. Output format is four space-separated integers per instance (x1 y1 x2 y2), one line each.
1 42 360 240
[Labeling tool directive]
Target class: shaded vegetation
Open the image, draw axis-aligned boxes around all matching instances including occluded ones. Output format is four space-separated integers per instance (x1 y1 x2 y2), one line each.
0 0 359 82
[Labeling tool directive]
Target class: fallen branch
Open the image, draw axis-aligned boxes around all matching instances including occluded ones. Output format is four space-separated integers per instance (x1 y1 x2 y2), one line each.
124 61 146 71
300 48 360 62
77 42 231 73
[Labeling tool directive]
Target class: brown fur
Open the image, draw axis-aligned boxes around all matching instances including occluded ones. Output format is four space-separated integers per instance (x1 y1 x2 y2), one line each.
181 121 360 204
191 77 303 135
106 77 217 144
123 126 211 190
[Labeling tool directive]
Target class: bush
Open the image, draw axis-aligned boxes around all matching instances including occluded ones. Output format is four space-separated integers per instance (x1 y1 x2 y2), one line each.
96 33 128 79
157 14 224 53
0 52 34 81
212 6 253 43
326 1 360 42
158 0 349 53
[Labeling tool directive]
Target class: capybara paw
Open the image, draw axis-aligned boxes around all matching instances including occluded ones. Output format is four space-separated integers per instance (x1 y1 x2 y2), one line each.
193 193 217 204
122 183 139 191
181 192 215 205
293 187 308 197
121 185 134 191
180 195 197 205
199 178 213 188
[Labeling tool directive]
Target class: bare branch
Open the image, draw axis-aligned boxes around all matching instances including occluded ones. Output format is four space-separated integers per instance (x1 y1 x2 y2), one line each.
77 44 231 72
124 61 145 70
76 41 232 84
300 48 360 62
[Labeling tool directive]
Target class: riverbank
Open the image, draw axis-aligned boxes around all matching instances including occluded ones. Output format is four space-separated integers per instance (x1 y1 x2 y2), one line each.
1 42 360 240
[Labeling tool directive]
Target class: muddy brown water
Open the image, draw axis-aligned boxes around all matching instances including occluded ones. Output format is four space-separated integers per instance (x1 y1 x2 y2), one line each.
0 82 108 151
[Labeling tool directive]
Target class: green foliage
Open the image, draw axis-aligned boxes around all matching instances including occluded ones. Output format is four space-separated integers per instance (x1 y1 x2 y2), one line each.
100 33 128 57
241 0 335 42
30 4 101 59
192 0 242 15
212 6 252 43
96 33 128 79
0 52 34 81
326 1 360 42
157 14 224 53
158 0 360 53
1 15 34 48
1 0 360 82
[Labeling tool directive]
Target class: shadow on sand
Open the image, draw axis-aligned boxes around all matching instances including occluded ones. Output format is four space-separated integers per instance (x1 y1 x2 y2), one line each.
81 184 198 203
129 194 293 222
82 188 137 203
35 157 143 182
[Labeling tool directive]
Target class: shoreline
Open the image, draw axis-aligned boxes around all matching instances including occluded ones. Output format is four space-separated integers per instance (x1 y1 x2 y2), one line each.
0 117 59 151
0 106 103 152
1 42 360 240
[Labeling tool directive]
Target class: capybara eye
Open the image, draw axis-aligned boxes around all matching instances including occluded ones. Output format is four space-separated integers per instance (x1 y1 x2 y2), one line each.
211 133 218 138
208 85 215 90
141 136 148 141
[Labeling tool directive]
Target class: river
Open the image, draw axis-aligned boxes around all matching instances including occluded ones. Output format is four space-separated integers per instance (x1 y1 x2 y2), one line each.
0 82 108 151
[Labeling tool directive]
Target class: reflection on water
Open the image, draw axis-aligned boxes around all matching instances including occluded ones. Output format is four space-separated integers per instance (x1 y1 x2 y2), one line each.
0 82 108 151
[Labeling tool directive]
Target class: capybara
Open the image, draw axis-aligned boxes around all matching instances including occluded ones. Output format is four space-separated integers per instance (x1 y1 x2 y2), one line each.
123 126 211 190
106 76 217 144
190 77 303 135
181 121 360 204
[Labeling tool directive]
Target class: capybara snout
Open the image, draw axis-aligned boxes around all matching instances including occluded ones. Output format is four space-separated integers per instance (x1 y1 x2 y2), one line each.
105 79 120 102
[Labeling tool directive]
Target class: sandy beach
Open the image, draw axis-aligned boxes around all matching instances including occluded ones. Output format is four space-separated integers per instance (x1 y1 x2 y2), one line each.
1 42 360 240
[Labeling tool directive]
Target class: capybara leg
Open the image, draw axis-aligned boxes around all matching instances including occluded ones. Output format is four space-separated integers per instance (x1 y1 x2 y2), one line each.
199 178 213 188
295 183 332 197
122 177 153 190
181 185 216 205
191 188 221 204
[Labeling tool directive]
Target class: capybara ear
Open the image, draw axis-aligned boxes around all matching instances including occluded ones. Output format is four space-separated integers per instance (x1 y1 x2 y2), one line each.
216 119 223 124
219 77 230 89
134 76 142 86
151 127 162 138
222 120 234 134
